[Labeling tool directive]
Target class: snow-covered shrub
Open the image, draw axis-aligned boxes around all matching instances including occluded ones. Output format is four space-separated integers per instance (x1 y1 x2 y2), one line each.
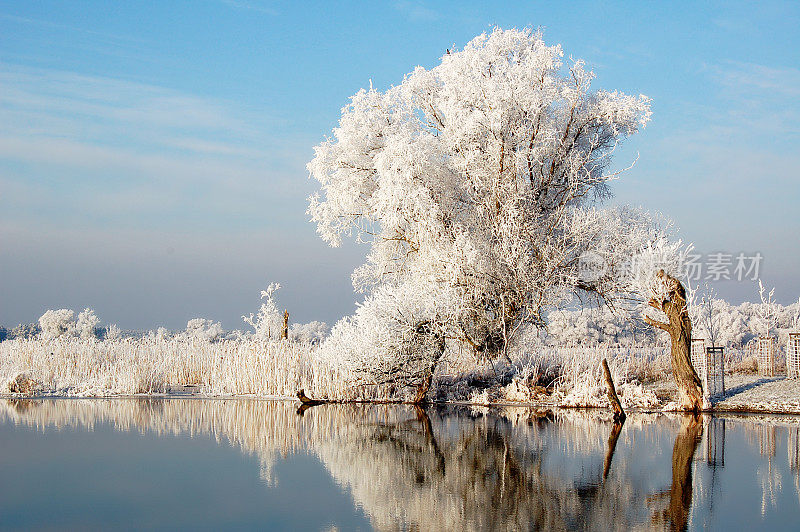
753 280 780 337
76 308 101 339
38 309 76 340
4 373 39 395
104 323 122 340
243 283 283 340
185 318 224 343
289 321 328 344
9 323 40 340
319 280 454 398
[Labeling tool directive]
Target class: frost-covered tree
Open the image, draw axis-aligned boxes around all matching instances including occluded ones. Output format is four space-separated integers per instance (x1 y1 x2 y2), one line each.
76 308 100 340
10 323 40 339
38 309 76 340
753 280 779 337
628 238 704 410
687 284 723 348
242 283 284 340
309 29 656 395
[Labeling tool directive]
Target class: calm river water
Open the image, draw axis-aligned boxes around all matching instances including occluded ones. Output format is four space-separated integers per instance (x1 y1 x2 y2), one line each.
1 398 799 530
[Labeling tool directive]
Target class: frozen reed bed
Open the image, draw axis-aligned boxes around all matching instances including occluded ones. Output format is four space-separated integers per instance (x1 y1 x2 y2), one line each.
1 336 355 399
2 336 671 407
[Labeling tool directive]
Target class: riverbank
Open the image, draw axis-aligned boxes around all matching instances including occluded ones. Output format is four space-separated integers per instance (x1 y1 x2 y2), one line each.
4 336 800 414
5 373 800 415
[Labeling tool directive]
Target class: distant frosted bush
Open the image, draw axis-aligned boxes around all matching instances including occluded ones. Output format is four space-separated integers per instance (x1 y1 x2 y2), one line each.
38 309 76 340
289 321 328 344
153 327 172 340
104 323 122 340
76 308 101 339
185 318 224 342
243 283 284 340
10 323 40 340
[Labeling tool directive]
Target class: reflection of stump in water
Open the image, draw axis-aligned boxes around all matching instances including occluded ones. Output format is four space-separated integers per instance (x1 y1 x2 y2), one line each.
296 390 328 416
603 421 624 481
650 415 703 531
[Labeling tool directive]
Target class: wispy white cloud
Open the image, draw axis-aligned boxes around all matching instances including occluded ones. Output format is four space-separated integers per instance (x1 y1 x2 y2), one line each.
393 1 440 22
711 61 800 97
0 65 258 137
0 64 312 233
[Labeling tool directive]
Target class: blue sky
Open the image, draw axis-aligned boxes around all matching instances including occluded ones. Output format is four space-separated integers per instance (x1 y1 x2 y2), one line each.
1 1 799 330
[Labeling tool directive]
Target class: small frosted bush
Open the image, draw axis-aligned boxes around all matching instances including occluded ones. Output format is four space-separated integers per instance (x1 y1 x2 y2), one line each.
76 308 101 339
38 309 76 340
185 318 224 342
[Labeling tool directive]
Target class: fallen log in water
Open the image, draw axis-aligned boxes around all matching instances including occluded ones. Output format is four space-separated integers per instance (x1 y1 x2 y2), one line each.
296 389 325 406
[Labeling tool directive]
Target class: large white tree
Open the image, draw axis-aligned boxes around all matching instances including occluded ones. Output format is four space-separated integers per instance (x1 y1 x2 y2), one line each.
309 28 686 402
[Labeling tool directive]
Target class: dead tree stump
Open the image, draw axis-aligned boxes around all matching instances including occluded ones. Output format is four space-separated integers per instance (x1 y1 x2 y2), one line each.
281 310 289 340
602 358 626 422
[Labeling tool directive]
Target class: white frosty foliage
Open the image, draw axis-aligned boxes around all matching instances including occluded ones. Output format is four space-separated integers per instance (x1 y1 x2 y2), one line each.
184 318 224 343
242 282 283 340
308 27 656 368
38 309 76 340
319 280 455 389
76 308 100 340
288 321 329 344
105 323 122 340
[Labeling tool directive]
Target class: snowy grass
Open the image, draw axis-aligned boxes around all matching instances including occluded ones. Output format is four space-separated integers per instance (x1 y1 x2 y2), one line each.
0 336 359 399
450 345 667 409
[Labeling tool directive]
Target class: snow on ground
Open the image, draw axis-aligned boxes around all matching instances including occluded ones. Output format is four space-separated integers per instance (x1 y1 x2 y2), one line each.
714 374 800 414
643 373 800 414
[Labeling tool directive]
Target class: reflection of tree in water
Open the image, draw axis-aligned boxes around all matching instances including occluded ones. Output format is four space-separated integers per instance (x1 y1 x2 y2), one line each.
647 415 703 531
1 399 656 530
0 399 710 531
311 406 653 531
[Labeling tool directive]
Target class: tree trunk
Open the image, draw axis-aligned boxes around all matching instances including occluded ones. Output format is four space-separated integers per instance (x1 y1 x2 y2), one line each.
644 270 704 412
412 323 445 405
413 375 433 404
